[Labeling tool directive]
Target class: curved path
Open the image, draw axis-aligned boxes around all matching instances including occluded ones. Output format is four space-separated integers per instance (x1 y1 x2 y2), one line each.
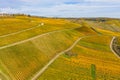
0 27 80 50
110 36 120 58
31 36 90 80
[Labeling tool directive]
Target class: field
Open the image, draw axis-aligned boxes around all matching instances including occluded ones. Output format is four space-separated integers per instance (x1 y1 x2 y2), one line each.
38 34 120 80
0 16 80 47
0 15 120 80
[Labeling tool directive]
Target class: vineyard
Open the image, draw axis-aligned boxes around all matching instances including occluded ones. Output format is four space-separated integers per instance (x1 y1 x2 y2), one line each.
0 15 120 80
38 34 120 80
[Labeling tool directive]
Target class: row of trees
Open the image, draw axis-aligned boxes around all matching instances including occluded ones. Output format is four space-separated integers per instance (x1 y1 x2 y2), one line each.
0 13 31 17
0 13 47 18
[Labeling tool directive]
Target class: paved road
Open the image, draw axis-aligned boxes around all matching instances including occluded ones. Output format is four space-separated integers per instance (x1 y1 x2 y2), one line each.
110 36 120 58
31 36 88 80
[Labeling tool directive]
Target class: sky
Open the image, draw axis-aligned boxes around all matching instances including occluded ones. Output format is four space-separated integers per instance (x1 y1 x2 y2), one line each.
0 0 120 18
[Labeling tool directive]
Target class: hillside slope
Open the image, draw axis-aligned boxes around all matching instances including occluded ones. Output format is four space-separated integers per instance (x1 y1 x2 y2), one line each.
38 30 120 80
0 16 120 80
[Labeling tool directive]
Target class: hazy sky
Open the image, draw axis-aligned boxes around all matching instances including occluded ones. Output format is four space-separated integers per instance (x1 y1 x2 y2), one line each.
0 0 120 17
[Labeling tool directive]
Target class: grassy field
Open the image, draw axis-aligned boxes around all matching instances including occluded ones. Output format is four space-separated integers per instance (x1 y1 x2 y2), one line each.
0 16 120 80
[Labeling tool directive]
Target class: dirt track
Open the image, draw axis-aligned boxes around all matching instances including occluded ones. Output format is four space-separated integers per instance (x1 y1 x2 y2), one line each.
0 27 80 50
31 36 89 80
